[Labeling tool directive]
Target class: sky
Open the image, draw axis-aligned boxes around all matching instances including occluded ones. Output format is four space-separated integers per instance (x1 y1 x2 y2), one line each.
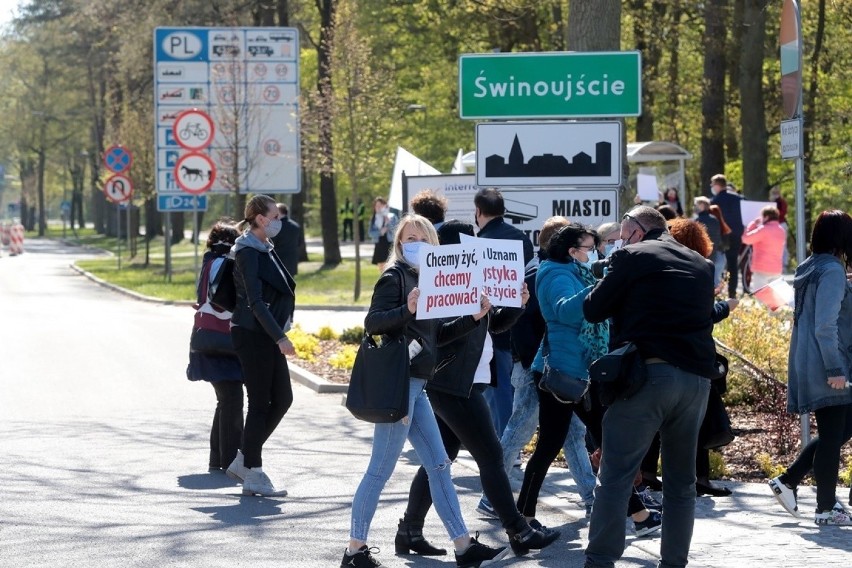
0 0 19 29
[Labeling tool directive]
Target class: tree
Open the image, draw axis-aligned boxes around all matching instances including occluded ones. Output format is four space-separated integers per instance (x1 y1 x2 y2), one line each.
738 0 769 199
700 0 728 192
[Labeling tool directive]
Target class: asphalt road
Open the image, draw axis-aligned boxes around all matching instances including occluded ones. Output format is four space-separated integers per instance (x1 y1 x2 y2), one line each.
0 239 660 568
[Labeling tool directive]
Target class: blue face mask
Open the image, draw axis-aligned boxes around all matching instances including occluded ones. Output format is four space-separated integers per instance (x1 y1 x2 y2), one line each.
603 244 615 257
578 249 599 269
402 241 425 267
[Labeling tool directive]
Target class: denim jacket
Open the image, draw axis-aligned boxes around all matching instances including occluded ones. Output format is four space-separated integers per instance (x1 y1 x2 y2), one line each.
787 253 852 414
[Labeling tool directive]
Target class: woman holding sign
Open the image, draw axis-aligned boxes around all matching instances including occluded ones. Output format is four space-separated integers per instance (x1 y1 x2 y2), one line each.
396 220 560 560
341 214 508 568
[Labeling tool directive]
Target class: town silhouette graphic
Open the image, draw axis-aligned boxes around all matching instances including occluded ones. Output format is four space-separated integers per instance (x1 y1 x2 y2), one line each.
485 135 612 178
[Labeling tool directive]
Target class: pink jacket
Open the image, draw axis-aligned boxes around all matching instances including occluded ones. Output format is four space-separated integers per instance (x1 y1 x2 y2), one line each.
741 219 786 274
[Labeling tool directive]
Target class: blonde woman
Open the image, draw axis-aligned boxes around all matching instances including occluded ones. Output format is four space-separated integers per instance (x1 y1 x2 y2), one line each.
341 214 507 568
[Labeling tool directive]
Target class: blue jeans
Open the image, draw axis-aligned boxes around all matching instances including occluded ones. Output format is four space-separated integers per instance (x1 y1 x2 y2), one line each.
480 363 596 508
586 363 710 568
484 348 514 436
349 378 468 542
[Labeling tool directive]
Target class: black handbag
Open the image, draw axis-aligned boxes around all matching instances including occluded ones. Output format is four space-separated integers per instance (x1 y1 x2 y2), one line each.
539 329 589 404
699 386 735 450
345 267 411 423
589 342 647 405
190 327 235 356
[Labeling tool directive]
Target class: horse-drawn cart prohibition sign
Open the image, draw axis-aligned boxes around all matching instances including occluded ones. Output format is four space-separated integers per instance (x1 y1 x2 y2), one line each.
174 153 217 194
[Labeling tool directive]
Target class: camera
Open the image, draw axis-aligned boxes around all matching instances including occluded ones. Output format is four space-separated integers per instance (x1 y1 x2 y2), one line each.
591 258 611 279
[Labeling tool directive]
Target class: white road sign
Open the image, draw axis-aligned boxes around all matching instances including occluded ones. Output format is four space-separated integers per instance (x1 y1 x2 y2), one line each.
173 108 214 151
154 27 300 196
103 174 133 204
475 121 622 187
175 153 216 194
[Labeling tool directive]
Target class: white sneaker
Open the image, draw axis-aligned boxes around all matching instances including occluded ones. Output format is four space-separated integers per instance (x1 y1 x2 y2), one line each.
226 449 249 483
768 476 799 517
242 469 288 497
815 503 852 526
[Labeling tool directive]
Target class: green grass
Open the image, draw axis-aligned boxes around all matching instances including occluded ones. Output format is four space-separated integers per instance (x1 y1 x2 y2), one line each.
74 245 380 306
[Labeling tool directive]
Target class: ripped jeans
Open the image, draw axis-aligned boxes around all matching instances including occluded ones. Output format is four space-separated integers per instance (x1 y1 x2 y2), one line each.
403 384 529 534
350 378 468 542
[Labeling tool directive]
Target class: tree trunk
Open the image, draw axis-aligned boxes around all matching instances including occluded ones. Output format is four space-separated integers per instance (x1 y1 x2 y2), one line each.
567 0 621 51
318 0 341 266
36 148 46 236
803 0 826 190
700 0 728 194
630 1 666 142
725 0 743 161
171 211 185 244
666 4 684 144
739 0 768 199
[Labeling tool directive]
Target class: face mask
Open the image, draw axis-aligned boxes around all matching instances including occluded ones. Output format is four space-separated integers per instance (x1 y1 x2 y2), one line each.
402 241 424 267
577 249 599 269
604 244 616 257
264 217 282 239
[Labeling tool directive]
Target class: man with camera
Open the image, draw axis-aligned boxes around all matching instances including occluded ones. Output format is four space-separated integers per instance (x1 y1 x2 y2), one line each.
582 206 717 568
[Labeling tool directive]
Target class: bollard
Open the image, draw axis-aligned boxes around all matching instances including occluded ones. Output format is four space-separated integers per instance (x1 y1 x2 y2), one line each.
9 222 24 255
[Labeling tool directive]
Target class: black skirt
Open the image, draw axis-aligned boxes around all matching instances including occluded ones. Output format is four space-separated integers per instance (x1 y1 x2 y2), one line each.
371 235 392 265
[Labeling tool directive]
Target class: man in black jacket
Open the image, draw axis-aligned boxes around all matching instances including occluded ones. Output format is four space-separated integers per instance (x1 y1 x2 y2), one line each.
582 206 715 568
474 188 535 438
710 174 743 298
271 203 304 276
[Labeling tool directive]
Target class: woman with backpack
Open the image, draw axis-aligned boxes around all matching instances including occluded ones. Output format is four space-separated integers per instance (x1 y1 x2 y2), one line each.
186 220 244 474
225 194 297 498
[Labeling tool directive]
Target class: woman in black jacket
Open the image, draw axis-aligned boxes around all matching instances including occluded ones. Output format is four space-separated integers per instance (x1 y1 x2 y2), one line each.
395 220 560 561
225 194 296 498
342 214 508 568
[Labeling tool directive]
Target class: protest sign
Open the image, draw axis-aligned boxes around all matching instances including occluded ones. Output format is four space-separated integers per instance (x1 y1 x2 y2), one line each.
461 234 525 308
416 243 482 320
740 200 774 226
752 278 794 311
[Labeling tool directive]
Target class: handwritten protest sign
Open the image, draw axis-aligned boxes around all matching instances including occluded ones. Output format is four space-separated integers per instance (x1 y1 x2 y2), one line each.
416 243 482 320
461 234 525 308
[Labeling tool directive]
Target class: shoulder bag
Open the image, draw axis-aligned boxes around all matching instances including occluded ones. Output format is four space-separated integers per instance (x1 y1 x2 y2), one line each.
210 257 237 312
539 328 589 404
345 266 411 423
589 342 647 406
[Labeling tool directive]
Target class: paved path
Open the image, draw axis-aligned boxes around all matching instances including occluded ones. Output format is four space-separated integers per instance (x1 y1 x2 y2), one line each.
0 239 850 568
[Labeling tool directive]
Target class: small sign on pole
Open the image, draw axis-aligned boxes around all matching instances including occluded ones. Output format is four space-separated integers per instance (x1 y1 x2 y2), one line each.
103 174 134 204
104 145 133 174
173 108 215 152
174 153 217 194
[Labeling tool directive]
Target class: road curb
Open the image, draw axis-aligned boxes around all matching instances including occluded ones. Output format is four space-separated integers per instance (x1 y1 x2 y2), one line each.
70 263 194 306
290 362 348 394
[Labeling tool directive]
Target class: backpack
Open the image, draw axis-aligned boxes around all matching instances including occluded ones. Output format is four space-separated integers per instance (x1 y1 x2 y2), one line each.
210 257 237 312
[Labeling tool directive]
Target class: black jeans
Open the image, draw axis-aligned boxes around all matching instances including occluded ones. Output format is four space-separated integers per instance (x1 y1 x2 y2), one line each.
782 403 852 511
403 385 528 534
724 236 742 298
232 326 293 469
518 379 645 517
209 381 244 469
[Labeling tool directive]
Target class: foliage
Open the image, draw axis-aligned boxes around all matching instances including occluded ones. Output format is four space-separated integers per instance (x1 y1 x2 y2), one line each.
329 344 358 370
339 325 365 344
288 325 321 362
713 300 791 405
708 450 728 479
756 452 786 480
316 325 338 340
839 455 852 487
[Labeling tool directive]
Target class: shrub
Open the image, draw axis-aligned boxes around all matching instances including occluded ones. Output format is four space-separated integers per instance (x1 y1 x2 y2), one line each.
756 452 785 479
329 344 359 370
840 456 852 486
288 325 321 362
708 450 729 479
339 325 365 344
317 325 339 340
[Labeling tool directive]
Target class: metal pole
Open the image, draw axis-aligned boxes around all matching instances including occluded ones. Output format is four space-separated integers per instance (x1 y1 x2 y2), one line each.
126 202 131 257
193 200 199 284
165 212 172 283
116 204 121 271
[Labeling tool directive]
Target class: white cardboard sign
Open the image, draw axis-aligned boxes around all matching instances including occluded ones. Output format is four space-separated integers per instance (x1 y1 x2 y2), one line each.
740 200 774 226
416 243 482 320
461 234 525 308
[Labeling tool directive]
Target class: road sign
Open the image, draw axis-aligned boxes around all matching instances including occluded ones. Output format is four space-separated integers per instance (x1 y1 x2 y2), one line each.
175 152 216 194
780 0 802 119
157 194 208 212
154 27 301 195
103 145 133 174
781 118 802 160
459 51 641 119
475 121 622 187
173 108 214 151
103 174 133 204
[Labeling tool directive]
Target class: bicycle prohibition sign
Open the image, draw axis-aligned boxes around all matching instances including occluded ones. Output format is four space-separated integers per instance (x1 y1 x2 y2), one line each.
172 108 215 152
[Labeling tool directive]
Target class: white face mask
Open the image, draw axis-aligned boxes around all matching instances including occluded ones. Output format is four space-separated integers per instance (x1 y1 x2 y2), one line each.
264 217 282 239
578 249 599 269
402 241 425 267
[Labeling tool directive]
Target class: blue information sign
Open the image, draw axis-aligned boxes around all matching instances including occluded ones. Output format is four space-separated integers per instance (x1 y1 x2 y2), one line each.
157 194 208 212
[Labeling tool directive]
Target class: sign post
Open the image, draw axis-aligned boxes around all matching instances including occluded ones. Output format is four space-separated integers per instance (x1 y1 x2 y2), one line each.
103 174 133 270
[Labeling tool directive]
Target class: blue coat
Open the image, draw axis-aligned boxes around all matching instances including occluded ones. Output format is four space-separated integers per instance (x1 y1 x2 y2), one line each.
531 259 596 379
787 253 852 413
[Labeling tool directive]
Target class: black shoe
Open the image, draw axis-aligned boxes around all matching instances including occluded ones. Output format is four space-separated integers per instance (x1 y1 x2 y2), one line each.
696 482 732 497
340 545 382 567
394 518 447 556
455 533 509 568
507 524 560 557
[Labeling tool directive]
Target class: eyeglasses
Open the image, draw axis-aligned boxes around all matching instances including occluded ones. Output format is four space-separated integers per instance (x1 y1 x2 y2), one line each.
574 244 596 251
622 213 648 234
